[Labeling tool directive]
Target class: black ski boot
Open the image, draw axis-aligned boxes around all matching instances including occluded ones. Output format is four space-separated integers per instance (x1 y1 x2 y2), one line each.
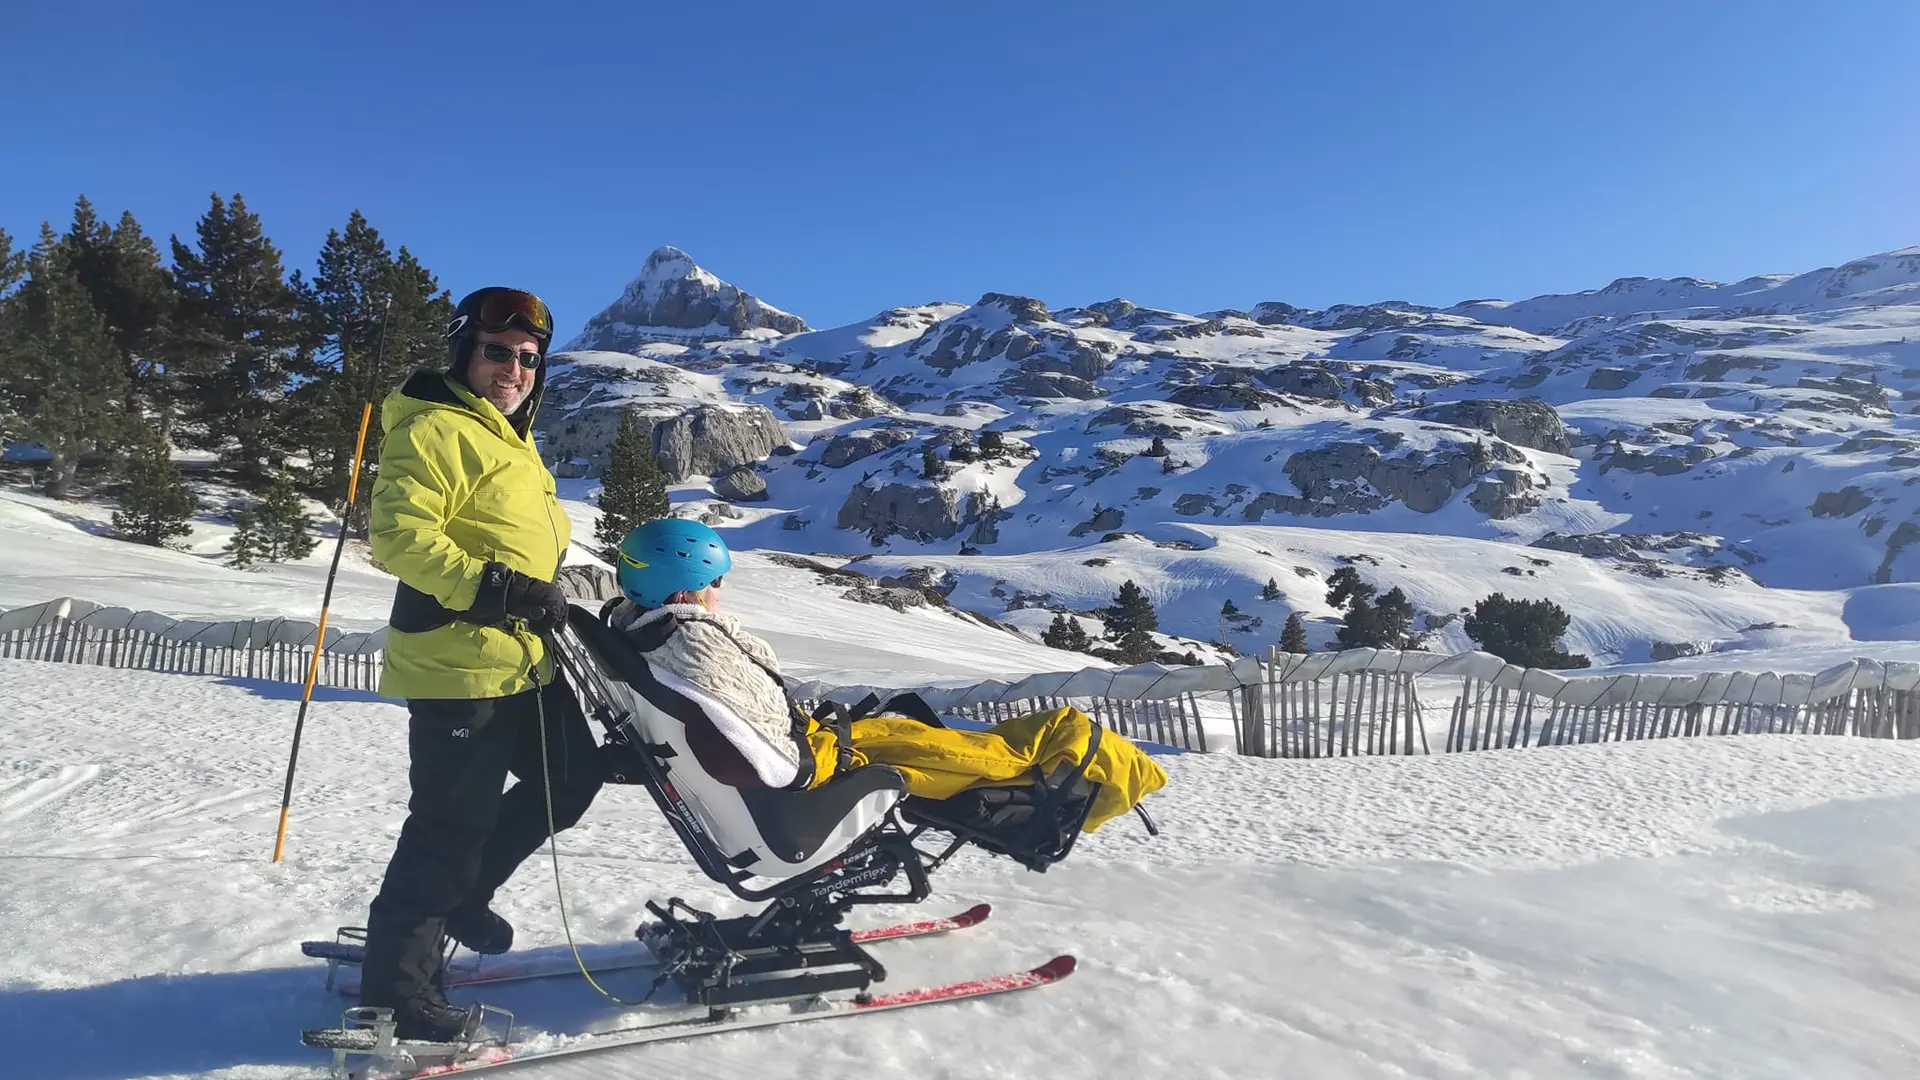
445 904 513 955
393 986 478 1043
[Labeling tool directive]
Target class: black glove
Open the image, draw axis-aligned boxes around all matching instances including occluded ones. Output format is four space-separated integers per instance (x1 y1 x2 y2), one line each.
465 562 568 635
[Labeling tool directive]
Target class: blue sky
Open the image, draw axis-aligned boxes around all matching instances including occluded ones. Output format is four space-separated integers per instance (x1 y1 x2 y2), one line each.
4 1 1916 342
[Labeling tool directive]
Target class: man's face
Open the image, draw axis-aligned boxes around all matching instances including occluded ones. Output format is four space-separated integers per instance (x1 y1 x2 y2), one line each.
464 327 541 416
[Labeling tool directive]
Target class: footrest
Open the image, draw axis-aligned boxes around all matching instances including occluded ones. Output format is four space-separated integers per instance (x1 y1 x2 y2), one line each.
301 941 367 963
301 1027 379 1051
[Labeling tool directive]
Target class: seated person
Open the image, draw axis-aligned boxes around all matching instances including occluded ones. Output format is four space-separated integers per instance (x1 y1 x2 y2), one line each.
605 518 1165 836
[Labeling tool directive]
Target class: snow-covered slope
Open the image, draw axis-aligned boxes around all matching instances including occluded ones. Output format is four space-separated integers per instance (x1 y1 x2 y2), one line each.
530 244 1920 665
0 487 1092 687
5 659 1919 1078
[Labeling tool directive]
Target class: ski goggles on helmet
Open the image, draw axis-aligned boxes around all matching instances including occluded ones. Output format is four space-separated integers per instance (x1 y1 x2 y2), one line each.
450 287 554 342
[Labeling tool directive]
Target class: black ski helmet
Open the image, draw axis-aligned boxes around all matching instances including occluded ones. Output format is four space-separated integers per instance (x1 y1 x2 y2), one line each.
445 287 555 369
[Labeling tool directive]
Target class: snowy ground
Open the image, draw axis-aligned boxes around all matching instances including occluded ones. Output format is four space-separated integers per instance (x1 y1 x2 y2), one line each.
4 659 1918 1079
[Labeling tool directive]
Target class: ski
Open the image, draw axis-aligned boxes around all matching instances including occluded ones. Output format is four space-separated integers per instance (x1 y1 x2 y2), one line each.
304 903 992 996
304 953 1075 1078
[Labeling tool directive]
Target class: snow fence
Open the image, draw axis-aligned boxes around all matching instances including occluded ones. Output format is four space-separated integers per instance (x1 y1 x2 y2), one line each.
4 596 1918 758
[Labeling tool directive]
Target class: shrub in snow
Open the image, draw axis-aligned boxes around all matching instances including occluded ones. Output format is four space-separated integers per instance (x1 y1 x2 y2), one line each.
1464 593 1592 669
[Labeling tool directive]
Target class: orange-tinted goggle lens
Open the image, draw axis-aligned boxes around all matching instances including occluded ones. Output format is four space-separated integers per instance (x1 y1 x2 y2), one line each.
474 289 553 339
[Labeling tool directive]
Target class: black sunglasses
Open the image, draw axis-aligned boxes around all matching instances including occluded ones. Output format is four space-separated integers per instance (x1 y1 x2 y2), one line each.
478 342 543 370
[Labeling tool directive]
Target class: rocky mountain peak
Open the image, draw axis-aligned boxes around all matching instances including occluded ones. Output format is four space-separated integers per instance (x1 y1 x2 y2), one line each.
562 246 809 352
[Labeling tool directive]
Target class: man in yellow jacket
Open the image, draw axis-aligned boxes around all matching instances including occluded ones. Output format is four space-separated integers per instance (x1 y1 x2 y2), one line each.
358 286 603 1042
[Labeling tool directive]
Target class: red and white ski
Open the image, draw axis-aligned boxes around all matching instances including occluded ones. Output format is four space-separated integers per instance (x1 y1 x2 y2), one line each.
305 904 992 997
315 954 1075 1079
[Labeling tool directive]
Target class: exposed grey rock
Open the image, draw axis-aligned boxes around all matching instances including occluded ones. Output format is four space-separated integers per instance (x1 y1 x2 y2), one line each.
1167 382 1285 411
837 483 963 541
1586 367 1639 390
1069 506 1126 536
713 466 767 502
977 292 1051 324
1251 301 1304 325
1650 641 1705 661
999 371 1104 400
820 426 915 468
564 246 807 351
651 404 789 482
1875 521 1920 584
1174 493 1217 516
1411 398 1573 455
1256 363 1344 398
1810 486 1872 518
1467 468 1541 519
1598 448 1693 476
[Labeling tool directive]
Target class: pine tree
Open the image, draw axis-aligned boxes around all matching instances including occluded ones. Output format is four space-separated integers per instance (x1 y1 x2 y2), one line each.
1221 598 1240 617
169 193 303 488
0 227 24 295
947 432 977 463
290 211 450 511
0 224 131 497
64 198 176 434
1464 593 1591 669
1281 612 1309 653
595 411 670 560
1261 577 1281 601
1101 579 1159 638
110 434 196 546
225 472 316 566
977 429 1006 455
921 446 944 480
1041 612 1092 652
1096 580 1161 663
1144 434 1169 457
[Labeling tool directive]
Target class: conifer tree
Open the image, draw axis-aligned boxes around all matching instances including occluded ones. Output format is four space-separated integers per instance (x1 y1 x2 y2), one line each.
110 435 196 546
1041 612 1092 652
594 411 670 560
0 225 130 497
0 227 23 295
1281 612 1309 653
1098 579 1161 663
1261 577 1281 601
1464 593 1591 669
225 472 316 567
169 193 302 487
64 198 175 432
291 212 450 518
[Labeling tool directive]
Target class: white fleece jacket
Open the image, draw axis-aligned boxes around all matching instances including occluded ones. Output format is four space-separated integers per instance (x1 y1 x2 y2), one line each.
614 602 802 775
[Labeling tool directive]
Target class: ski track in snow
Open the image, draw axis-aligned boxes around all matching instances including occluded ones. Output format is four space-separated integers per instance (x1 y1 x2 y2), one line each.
2 659 1919 1079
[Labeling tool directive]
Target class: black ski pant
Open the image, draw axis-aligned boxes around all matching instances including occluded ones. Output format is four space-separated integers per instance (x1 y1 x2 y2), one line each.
359 668 604 1008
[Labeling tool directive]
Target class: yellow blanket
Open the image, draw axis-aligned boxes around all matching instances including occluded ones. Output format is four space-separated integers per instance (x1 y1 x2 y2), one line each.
805 706 1167 833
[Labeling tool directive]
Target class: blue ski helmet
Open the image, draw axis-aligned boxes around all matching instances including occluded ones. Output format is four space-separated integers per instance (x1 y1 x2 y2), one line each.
616 518 733 608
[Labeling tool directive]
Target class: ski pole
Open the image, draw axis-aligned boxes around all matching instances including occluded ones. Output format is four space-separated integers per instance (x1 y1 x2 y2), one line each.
272 296 393 863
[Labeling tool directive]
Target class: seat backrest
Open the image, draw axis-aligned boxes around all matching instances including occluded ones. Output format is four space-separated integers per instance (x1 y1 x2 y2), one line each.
560 608 904 889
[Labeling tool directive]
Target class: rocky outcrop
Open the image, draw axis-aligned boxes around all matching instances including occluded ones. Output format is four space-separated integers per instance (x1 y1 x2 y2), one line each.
1000 371 1104 400
651 404 788 481
1238 438 1527 520
563 246 807 350
538 402 685 478
1410 398 1573 455
1256 363 1344 399
1585 367 1639 390
713 466 767 502
1167 382 1284 411
1467 468 1541 519
820 426 916 468
1811 486 1873 518
1069 506 1125 537
837 483 963 541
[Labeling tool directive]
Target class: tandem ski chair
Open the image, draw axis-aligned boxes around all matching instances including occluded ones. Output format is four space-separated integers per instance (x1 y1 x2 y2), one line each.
549 598 1139 1011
